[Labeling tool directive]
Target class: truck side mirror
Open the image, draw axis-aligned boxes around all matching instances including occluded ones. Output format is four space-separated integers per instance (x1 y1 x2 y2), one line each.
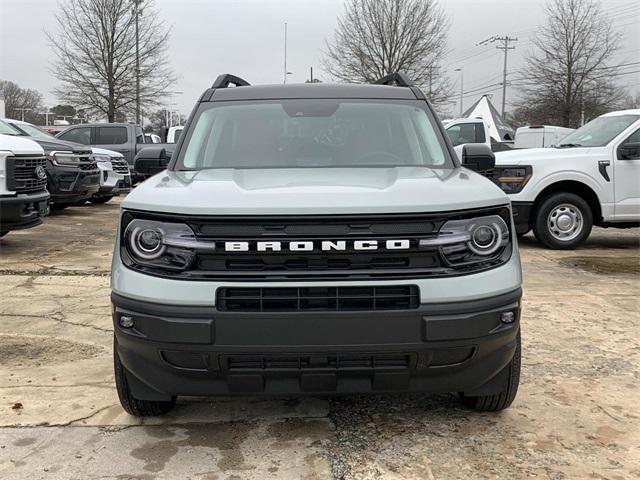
618 142 640 160
461 143 495 172
134 147 172 176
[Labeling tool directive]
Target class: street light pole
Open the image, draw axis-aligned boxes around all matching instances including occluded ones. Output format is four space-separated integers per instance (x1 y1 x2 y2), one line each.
455 68 463 117
283 23 288 84
17 108 32 122
132 0 142 125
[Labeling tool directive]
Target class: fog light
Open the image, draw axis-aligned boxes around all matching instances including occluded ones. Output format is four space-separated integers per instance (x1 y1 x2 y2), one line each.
500 311 516 324
119 315 134 328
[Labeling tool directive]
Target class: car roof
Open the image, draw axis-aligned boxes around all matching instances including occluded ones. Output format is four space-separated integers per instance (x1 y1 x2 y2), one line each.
68 122 133 127
210 83 418 101
601 109 640 117
2 117 30 125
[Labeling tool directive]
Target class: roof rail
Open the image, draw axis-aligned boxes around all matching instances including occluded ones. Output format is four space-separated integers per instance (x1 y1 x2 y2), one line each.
211 74 250 89
374 72 414 87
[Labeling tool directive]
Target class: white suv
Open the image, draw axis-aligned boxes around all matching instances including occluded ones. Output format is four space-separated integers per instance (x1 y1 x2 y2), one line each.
111 73 523 416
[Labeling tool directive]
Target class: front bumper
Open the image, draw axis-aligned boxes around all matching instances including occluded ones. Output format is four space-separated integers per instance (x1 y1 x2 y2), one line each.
112 288 521 398
97 163 131 195
511 201 534 234
48 165 100 205
0 190 50 233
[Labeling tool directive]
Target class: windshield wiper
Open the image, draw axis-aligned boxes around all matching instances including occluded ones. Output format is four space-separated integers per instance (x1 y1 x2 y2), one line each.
557 143 582 148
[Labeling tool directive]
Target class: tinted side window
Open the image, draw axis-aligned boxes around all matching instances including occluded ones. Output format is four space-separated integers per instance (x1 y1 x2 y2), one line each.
446 124 482 146
59 127 91 145
618 128 640 160
96 127 127 144
135 126 145 144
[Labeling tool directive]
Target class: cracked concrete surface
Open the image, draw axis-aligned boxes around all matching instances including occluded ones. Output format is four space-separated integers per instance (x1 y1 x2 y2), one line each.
0 198 639 479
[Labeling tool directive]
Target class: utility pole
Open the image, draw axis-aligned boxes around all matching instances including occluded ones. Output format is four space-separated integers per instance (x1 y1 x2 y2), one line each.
283 22 288 84
479 35 517 117
132 0 142 125
455 68 463 116
425 66 439 98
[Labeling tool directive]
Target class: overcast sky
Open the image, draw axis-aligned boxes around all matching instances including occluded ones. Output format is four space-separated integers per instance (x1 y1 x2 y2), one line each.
0 0 638 119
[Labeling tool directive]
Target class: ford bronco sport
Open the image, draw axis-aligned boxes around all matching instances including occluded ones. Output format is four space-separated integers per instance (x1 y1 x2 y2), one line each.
111 73 523 416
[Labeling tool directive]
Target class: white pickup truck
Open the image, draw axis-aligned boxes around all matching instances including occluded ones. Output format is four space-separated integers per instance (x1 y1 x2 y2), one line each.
444 118 514 157
492 109 640 249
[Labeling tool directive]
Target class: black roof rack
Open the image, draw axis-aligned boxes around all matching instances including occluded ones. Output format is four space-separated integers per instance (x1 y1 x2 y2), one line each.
211 74 250 89
374 72 414 87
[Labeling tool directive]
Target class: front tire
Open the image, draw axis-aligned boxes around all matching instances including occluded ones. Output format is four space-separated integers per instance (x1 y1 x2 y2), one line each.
533 193 593 249
114 338 176 417
459 331 521 412
90 195 114 205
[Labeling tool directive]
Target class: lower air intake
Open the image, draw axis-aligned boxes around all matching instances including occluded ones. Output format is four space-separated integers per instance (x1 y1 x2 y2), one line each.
217 285 419 312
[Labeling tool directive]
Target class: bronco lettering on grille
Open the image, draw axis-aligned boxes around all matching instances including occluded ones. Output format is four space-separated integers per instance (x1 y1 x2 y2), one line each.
224 239 411 252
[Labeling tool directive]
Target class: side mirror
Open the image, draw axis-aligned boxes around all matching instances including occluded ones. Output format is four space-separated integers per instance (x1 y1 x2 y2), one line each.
461 143 495 172
618 142 640 160
134 147 172 175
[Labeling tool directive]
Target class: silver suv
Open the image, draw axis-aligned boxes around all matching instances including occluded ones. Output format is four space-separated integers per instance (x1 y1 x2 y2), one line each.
111 73 523 416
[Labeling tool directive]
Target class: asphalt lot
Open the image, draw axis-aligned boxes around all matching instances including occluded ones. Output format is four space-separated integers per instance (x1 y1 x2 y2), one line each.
0 197 639 480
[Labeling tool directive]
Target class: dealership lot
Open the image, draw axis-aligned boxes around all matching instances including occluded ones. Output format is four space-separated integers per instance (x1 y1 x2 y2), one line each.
0 198 638 480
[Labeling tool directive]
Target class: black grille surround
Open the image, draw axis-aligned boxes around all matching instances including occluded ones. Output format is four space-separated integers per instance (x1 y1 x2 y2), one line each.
217 285 419 312
120 206 512 281
6 155 48 193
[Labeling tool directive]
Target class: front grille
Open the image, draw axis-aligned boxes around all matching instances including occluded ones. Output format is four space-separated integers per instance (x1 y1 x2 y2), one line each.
111 158 130 174
78 161 98 171
122 208 511 280
6 155 48 192
217 285 419 312
225 353 411 372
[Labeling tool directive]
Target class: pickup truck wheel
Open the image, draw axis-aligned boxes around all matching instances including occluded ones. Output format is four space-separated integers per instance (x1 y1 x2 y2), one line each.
90 195 114 205
114 338 176 417
49 204 67 212
533 193 593 249
459 331 521 412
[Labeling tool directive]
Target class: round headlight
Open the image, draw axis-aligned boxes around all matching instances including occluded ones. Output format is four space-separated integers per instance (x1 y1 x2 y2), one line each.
129 226 166 260
468 221 504 255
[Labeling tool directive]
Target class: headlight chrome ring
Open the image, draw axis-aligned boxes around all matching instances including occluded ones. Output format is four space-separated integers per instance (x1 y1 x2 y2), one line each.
468 221 503 256
128 225 166 260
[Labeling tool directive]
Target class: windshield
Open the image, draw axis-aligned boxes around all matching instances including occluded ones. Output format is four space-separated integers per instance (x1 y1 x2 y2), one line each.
9 122 55 140
0 119 21 135
558 114 640 147
175 100 452 170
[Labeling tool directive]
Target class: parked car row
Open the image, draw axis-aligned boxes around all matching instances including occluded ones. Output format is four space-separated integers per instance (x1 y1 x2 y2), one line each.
56 123 177 182
0 118 131 237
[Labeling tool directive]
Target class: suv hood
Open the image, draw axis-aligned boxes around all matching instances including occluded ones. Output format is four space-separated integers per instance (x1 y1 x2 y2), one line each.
495 146 597 165
92 147 123 157
28 137 92 154
123 167 509 215
0 134 45 155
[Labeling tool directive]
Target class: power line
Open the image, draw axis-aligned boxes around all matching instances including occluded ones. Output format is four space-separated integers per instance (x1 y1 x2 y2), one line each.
478 35 518 117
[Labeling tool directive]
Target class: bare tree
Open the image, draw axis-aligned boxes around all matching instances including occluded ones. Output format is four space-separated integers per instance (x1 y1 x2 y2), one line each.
47 0 176 123
147 108 186 133
322 0 452 105
0 80 44 123
516 0 625 127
